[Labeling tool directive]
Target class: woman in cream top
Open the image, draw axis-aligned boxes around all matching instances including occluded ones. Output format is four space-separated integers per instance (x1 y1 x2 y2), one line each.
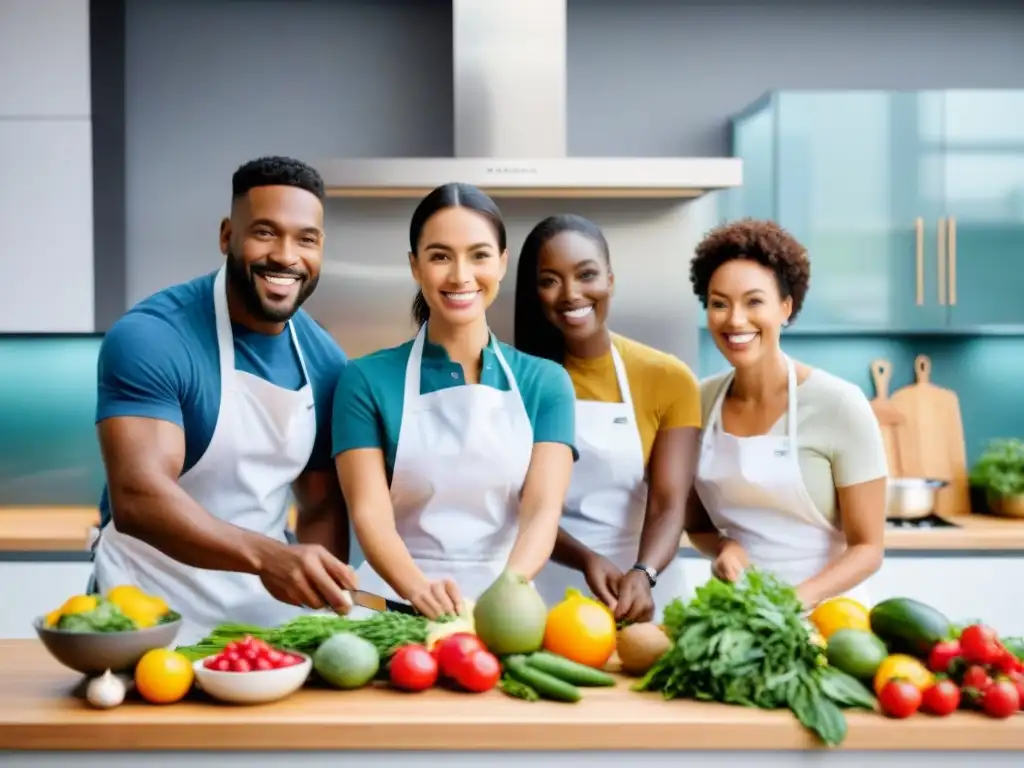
687 219 888 609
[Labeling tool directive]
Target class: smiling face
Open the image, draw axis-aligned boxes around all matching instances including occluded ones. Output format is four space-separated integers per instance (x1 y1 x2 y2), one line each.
706 258 792 369
409 206 507 328
534 230 613 347
221 185 324 325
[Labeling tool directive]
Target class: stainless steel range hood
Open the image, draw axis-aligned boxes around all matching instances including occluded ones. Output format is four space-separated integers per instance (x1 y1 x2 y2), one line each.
317 0 741 200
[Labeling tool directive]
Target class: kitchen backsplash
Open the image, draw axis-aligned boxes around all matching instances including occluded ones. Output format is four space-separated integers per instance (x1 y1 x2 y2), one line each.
1 332 1022 507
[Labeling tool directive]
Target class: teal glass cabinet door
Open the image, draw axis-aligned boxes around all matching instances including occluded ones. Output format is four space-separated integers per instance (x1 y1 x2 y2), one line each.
939 90 1024 331
773 91 946 332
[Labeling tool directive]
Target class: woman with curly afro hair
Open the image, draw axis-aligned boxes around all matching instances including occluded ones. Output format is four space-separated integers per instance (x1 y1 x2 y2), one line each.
686 219 887 610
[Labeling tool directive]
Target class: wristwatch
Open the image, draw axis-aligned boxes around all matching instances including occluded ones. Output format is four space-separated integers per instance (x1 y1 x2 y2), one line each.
631 562 658 587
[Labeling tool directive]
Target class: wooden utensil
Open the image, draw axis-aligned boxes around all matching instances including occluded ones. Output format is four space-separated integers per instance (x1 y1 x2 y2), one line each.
888 355 971 517
868 359 905 477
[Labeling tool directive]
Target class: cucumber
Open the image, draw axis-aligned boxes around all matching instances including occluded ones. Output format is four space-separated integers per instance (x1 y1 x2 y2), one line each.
869 597 952 657
504 655 582 703
526 651 617 687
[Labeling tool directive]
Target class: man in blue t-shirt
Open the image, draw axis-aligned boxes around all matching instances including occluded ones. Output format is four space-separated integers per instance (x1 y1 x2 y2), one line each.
91 156 358 643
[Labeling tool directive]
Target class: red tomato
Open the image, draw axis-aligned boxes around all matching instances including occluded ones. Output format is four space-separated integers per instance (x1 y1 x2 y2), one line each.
231 657 252 673
1009 671 1024 709
921 679 960 716
435 633 486 678
213 657 231 672
982 679 1020 719
961 664 992 692
927 640 962 674
992 646 1022 675
389 644 439 692
451 649 501 693
878 679 923 719
959 624 1000 665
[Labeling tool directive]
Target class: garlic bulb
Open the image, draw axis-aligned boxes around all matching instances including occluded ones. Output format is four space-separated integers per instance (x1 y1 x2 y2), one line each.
86 669 126 709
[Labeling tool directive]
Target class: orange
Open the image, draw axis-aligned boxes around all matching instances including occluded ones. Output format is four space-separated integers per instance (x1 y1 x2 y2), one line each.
873 653 934 696
134 649 194 704
808 597 870 641
542 588 617 668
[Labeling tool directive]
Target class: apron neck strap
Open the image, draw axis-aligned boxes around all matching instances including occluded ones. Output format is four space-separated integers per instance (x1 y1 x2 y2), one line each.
706 354 799 443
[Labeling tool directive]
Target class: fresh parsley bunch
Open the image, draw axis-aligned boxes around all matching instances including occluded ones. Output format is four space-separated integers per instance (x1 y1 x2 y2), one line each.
634 569 876 746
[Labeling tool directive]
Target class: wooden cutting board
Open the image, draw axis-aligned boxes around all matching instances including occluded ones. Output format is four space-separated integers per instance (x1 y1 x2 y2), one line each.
868 359 905 477
888 355 971 517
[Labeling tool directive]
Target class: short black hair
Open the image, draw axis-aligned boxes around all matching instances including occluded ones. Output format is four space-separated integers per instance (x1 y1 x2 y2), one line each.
690 218 811 322
408 183 506 326
231 156 325 202
514 214 610 363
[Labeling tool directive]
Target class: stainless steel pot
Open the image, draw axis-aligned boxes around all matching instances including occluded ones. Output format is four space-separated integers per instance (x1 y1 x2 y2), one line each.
886 478 948 520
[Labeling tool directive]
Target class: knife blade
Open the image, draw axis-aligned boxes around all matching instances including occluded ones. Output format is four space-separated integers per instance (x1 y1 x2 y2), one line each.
344 590 420 616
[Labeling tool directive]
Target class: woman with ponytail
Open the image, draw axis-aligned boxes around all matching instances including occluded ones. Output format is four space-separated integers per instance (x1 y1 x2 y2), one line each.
331 183 577 619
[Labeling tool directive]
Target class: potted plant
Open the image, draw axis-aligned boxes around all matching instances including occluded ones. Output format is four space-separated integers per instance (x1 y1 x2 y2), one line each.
969 438 1024 518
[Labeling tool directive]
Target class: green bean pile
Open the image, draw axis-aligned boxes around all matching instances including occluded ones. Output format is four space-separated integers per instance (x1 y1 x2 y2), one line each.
176 612 444 661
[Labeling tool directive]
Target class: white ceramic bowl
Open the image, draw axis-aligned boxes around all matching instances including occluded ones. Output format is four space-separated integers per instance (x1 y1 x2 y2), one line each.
193 653 312 705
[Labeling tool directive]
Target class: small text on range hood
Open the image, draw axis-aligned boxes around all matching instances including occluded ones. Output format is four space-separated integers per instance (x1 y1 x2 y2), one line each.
318 0 740 200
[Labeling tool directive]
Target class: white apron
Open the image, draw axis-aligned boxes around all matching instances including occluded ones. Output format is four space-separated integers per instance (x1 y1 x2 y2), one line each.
693 357 871 608
533 345 687 622
92 266 316 646
349 325 534 617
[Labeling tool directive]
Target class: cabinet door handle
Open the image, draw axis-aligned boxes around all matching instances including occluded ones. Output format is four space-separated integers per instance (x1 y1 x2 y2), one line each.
915 217 924 305
948 216 957 306
937 217 947 306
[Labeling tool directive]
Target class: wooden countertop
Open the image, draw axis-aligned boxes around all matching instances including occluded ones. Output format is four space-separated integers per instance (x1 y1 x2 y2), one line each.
4 506 1024 553
1 640 1021 751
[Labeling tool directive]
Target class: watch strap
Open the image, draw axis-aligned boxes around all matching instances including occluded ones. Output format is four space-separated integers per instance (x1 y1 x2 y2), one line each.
631 562 657 587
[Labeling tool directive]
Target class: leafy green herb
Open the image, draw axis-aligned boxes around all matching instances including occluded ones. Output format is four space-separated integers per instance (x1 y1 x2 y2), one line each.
176 611 448 661
632 570 876 747
56 599 136 633
499 673 539 701
969 438 1024 498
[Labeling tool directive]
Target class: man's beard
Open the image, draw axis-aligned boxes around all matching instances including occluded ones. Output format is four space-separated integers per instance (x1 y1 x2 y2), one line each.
225 249 318 324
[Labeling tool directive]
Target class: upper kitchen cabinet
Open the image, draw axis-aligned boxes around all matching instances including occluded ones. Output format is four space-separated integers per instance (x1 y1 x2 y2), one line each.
936 91 1024 331
726 89 1024 334
726 90 945 333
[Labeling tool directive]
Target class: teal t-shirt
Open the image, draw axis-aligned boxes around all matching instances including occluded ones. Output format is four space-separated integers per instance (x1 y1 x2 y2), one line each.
332 335 577 477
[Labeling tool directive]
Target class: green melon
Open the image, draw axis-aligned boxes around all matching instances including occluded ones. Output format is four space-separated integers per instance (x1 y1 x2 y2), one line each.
826 628 889 680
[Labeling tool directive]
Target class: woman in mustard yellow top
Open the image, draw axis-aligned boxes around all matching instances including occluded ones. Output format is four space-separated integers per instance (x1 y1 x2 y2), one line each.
513 214 702 622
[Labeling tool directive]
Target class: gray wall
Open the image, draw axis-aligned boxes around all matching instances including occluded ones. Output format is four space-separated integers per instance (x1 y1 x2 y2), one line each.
0 0 93 332
121 0 1024 309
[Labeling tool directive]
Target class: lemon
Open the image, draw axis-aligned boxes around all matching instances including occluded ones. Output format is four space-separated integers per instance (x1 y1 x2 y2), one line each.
60 594 99 615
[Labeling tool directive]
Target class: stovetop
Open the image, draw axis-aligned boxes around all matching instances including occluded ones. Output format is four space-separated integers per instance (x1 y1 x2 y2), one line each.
885 515 959 529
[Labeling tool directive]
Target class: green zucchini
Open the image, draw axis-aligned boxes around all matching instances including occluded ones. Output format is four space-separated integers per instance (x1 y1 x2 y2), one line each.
525 651 617 687
504 655 581 703
869 597 952 656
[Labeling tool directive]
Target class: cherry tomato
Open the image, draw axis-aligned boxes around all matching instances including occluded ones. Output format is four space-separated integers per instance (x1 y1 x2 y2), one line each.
992 646 1022 675
921 679 960 716
231 657 252 673
451 649 501 693
982 679 1020 719
878 678 923 719
927 640 962 674
389 644 439 692
434 633 486 678
959 624 1000 666
213 657 231 672
255 657 274 671
961 664 992 692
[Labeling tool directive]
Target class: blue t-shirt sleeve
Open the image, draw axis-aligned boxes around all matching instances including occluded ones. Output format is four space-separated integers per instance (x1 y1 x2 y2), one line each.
96 313 191 426
331 361 385 457
531 360 577 456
